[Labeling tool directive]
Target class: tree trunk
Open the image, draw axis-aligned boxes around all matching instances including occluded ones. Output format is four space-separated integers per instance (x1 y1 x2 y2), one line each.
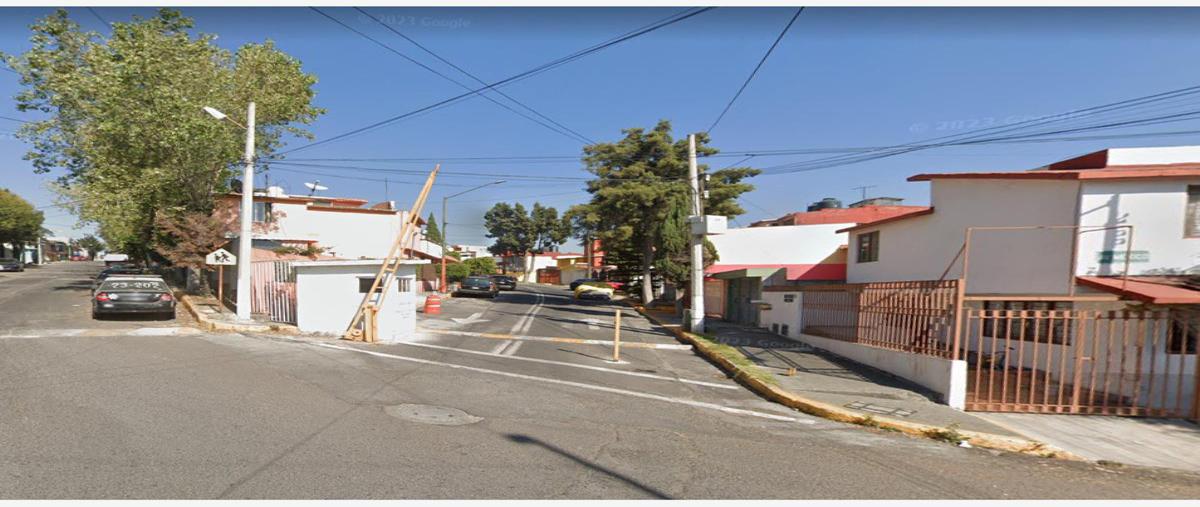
522 252 535 283
640 234 654 304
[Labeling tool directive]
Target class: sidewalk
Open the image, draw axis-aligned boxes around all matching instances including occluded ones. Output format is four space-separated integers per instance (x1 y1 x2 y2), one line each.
637 306 1200 472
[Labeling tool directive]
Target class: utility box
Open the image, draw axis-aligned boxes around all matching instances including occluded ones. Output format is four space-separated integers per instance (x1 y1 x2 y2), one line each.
293 259 428 341
689 215 728 235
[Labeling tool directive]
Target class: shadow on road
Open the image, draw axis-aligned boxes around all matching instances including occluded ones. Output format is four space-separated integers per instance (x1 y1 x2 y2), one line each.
505 433 671 499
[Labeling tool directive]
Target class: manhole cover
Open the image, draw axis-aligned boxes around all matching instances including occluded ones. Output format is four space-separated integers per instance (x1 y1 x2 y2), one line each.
384 404 482 426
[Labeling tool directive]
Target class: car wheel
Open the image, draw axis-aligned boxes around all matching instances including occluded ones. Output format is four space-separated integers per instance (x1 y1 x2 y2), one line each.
92 310 102 320
162 310 176 321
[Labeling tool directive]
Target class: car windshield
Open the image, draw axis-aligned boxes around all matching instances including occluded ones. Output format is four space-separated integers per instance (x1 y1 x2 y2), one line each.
465 277 490 285
100 279 168 291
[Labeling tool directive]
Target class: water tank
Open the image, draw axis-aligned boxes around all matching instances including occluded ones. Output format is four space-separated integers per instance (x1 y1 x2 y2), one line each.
806 197 843 212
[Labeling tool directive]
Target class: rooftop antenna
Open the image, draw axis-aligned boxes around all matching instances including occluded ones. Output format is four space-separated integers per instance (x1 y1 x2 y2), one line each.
304 181 328 197
852 185 877 201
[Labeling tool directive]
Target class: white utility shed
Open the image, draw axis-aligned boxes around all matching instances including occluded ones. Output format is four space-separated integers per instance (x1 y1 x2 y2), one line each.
293 259 428 341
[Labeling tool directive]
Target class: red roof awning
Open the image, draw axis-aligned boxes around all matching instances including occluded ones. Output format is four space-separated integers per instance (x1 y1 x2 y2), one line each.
1078 276 1200 305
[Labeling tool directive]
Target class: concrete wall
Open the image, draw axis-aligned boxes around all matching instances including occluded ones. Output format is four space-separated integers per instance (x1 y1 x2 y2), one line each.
295 261 421 338
760 290 803 339
848 179 1081 294
794 332 968 409
1076 179 1200 276
709 223 852 265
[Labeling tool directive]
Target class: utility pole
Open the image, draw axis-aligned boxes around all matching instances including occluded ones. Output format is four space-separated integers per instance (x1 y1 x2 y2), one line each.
440 180 506 292
236 102 256 321
687 134 705 334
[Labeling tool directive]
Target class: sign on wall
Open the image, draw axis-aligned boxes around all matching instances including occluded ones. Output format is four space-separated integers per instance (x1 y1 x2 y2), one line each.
1096 250 1150 264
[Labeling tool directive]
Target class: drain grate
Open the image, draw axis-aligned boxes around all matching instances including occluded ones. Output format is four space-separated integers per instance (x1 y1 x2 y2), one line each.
845 401 915 417
384 404 483 426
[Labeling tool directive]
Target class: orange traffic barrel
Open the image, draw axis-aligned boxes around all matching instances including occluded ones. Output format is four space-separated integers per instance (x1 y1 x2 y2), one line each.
424 294 442 315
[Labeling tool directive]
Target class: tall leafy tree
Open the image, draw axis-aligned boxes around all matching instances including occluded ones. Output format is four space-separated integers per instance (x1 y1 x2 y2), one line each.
484 201 567 281
3 9 323 259
0 189 45 258
582 120 757 303
424 212 443 245
77 234 106 260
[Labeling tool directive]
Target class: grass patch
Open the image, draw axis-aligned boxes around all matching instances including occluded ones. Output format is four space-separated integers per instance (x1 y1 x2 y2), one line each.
923 423 966 444
689 332 779 386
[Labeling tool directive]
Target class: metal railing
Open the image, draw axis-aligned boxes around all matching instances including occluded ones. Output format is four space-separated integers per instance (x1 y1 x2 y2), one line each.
801 280 960 358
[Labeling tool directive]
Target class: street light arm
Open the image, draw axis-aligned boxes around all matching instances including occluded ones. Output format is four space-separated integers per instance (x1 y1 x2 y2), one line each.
447 180 506 199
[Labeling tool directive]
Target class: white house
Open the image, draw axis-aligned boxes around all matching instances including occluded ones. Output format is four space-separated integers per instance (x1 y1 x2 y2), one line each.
842 146 1200 295
293 259 427 340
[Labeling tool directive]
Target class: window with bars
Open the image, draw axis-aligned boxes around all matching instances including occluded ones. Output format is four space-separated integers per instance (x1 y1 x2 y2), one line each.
783 294 796 303
857 231 879 263
1167 310 1199 354
982 301 1073 344
1186 185 1200 238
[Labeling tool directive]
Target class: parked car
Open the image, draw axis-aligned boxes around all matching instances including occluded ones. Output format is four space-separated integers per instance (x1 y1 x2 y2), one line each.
0 258 24 272
92 265 154 291
569 278 596 291
574 281 614 301
92 277 176 320
455 276 498 298
490 275 517 291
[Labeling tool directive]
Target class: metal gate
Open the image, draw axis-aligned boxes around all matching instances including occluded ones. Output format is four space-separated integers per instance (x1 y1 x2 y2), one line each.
251 261 296 325
962 308 1198 417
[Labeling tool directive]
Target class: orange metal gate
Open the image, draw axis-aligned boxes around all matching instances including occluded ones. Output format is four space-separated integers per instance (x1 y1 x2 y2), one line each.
962 308 1198 418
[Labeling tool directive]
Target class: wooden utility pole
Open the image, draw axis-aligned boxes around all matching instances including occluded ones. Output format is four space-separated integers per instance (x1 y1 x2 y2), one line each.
344 165 440 342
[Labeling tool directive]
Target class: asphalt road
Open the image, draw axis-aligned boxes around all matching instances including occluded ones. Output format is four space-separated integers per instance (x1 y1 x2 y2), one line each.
2 263 1199 499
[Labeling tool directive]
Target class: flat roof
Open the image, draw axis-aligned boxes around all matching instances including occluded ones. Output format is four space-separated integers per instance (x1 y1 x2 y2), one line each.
292 259 430 267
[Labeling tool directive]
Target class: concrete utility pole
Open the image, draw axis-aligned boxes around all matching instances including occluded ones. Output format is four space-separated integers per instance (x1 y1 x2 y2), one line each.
440 180 506 292
687 134 705 334
236 102 256 321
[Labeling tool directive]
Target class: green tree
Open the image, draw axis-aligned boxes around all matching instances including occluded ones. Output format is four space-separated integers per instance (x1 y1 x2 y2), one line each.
3 9 323 260
463 257 498 276
424 212 443 244
77 234 106 260
0 189 45 259
484 201 567 281
563 203 600 275
582 120 758 303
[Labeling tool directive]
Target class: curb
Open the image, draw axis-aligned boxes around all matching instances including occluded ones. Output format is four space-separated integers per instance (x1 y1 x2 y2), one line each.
627 302 1083 461
176 292 298 335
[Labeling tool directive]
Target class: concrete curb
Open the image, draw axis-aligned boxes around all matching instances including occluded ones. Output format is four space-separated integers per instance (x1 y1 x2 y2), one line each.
626 302 1084 461
176 292 298 335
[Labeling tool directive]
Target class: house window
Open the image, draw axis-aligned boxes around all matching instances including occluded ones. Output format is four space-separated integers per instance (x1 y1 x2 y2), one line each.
396 278 412 293
1167 310 1198 354
771 323 779 334
358 277 380 294
781 324 790 336
982 301 1072 344
783 294 796 303
1186 185 1200 238
857 231 879 263
253 201 273 223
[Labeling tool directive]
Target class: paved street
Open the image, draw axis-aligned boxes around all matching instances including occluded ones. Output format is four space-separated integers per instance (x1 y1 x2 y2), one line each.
2 263 1200 499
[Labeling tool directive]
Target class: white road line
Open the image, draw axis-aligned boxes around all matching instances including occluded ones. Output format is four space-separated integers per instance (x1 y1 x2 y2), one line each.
0 327 200 339
502 291 543 356
308 341 808 423
393 339 738 390
421 329 693 351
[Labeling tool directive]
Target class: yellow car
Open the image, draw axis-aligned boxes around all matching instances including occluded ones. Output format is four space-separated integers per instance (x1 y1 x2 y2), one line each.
573 282 614 300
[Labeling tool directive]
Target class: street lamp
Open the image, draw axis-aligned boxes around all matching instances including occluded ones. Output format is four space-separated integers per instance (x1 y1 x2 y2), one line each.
204 102 256 321
441 180 505 293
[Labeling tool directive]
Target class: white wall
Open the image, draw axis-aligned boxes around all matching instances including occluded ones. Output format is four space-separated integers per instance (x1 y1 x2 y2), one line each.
794 332 968 409
247 201 421 260
848 179 1080 294
1076 179 1200 276
295 261 422 338
760 290 803 338
709 223 851 265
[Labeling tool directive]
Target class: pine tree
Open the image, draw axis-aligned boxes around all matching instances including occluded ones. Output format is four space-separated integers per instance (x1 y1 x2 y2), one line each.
425 212 443 244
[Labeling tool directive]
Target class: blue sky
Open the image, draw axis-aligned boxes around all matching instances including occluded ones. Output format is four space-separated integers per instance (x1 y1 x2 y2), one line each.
4 7 1200 247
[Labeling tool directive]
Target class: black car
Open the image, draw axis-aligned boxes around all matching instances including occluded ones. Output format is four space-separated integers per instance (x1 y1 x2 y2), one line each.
92 277 176 320
0 258 23 272
490 275 517 291
455 276 498 298
93 265 150 290
569 278 596 291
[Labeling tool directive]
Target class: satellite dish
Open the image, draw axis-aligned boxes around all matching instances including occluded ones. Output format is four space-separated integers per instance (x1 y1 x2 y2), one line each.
304 181 328 196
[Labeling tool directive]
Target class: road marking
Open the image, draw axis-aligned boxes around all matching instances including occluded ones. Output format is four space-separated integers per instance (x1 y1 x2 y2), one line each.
501 291 544 356
584 318 600 331
391 339 738 389
0 327 201 339
451 312 490 326
421 329 693 351
307 341 809 423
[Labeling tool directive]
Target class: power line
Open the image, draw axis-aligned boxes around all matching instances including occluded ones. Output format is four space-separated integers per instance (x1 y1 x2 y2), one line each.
271 7 714 157
705 7 804 134
0 115 29 124
355 6 595 145
310 7 591 145
87 7 109 26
